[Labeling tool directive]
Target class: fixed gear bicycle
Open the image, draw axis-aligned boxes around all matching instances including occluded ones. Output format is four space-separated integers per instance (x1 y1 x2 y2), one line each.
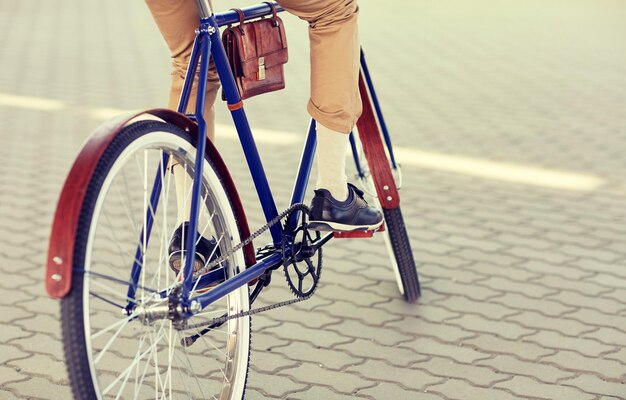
45 1 420 399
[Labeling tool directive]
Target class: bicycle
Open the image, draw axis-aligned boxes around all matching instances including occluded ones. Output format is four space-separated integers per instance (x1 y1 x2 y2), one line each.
45 1 420 398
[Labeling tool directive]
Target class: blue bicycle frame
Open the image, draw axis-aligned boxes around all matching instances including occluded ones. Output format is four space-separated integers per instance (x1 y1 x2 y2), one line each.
125 1 394 315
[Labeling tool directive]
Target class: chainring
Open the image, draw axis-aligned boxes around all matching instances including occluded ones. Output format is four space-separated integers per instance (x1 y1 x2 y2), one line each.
283 207 322 298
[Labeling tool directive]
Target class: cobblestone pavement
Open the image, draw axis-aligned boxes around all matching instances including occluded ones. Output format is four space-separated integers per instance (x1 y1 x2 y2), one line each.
1 0 626 399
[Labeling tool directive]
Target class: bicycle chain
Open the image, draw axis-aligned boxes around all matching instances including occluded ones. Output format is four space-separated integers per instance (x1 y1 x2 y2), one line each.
177 203 316 331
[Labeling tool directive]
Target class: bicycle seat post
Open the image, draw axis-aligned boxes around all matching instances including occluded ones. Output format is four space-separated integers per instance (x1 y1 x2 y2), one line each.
194 0 214 19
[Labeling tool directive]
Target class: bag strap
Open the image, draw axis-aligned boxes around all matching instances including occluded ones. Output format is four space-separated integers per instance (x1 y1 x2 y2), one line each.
229 8 246 35
262 2 280 27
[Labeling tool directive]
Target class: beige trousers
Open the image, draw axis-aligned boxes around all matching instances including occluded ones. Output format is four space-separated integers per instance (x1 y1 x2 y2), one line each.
144 0 362 134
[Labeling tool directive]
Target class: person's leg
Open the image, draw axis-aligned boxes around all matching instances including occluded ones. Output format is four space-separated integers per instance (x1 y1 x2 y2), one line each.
277 0 381 231
144 0 220 141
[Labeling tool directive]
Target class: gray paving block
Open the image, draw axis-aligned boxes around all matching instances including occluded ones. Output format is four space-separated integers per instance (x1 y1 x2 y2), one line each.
523 331 616 357
399 337 490 364
5 377 72 400
477 355 575 384
494 376 596 400
357 383 446 400
282 363 374 394
346 359 445 391
463 334 555 361
335 338 429 368
427 378 520 400
273 341 363 370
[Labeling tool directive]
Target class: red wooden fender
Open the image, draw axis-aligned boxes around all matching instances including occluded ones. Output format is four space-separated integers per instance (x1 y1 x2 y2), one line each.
45 109 255 298
356 72 400 209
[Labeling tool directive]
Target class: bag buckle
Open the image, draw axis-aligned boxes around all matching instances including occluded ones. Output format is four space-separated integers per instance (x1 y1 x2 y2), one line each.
258 57 265 80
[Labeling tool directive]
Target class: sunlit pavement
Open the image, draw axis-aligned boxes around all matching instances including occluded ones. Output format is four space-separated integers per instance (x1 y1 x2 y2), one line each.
1 0 625 398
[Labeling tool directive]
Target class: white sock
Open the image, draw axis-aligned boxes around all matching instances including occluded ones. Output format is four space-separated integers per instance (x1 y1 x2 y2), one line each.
316 123 349 201
172 164 212 237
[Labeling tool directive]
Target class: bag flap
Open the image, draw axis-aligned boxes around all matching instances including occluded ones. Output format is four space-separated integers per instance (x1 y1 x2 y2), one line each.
231 17 288 78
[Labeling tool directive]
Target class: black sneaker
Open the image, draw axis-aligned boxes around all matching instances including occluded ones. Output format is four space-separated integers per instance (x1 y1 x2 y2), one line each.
168 222 221 274
308 183 383 232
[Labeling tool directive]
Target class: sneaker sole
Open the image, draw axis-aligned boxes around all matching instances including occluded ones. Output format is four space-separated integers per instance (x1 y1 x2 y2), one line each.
308 219 383 232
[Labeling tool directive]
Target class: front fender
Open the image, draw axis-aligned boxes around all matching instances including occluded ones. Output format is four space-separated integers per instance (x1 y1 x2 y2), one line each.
45 109 255 298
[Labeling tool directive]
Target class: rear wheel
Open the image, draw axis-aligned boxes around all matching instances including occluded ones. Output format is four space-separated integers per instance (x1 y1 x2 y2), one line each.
60 120 251 399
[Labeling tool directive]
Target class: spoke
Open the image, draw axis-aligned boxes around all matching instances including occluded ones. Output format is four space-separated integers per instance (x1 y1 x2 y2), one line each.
94 314 132 364
104 329 167 397
88 277 145 306
117 169 140 235
91 313 135 341
179 331 209 399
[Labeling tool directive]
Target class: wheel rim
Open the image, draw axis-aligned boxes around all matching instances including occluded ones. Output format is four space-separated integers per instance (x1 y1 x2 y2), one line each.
79 129 249 399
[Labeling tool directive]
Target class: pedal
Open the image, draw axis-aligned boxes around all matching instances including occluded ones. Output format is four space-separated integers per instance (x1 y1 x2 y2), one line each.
333 222 385 239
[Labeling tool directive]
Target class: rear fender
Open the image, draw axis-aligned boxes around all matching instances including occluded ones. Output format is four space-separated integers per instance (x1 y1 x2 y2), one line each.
45 109 255 298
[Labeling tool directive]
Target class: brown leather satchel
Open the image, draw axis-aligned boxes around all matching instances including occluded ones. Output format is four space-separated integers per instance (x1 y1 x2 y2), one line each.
222 2 288 100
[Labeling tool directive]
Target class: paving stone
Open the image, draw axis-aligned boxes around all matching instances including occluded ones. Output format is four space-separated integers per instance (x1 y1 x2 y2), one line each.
447 314 536 340
335 338 429 368
519 259 594 280
604 347 626 364
478 276 558 299
451 249 522 266
324 319 413 346
385 317 476 342
358 382 446 400
558 244 622 263
7 354 68 385
430 279 503 301
534 275 613 297
523 331 616 357
0 389 23 400
490 292 576 317
433 295 519 319
477 355 575 384
505 246 575 265
346 359 444 391
272 341 363 370
467 261 541 282
443 234 506 253
416 357 512 387
547 290 625 314
249 349 300 374
507 311 596 336
247 372 308 399
398 337 490 364
289 385 370 400
583 327 626 347
264 307 342 330
251 330 291 352
427 378 520 400
463 334 555 361
4 377 72 400
0 366 28 386
9 334 64 361
282 363 374 394
262 321 352 348
314 298 404 325
560 375 626 398
494 376 596 400
540 350 626 381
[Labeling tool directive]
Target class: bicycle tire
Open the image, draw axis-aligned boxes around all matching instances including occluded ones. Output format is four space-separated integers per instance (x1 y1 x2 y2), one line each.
355 136 421 302
382 206 421 302
60 120 251 399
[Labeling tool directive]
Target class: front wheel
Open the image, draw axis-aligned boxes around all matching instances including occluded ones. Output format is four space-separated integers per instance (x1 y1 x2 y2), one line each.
354 136 421 302
60 120 251 399
382 206 421 302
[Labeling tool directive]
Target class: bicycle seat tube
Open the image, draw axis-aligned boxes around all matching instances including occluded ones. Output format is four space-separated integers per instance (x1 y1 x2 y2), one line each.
195 0 213 19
